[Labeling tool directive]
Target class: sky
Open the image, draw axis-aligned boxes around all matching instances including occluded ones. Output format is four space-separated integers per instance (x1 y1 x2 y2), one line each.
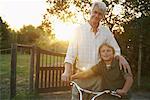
0 0 47 30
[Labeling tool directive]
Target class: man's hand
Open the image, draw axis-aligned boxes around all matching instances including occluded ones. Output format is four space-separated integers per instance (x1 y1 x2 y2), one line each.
61 63 72 82
118 55 132 75
61 72 71 82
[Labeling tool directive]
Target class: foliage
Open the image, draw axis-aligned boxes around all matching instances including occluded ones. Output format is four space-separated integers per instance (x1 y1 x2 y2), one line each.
17 25 43 45
35 32 55 50
0 17 11 49
46 0 90 22
122 0 150 21
36 35 68 52
48 39 69 53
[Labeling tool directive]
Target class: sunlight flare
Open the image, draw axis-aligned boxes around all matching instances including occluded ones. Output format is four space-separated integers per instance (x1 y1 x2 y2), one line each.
51 18 77 41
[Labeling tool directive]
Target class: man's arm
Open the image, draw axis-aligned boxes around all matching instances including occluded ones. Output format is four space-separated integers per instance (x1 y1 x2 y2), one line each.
116 74 133 96
62 28 79 82
106 28 132 75
61 63 72 82
62 38 78 82
116 55 132 75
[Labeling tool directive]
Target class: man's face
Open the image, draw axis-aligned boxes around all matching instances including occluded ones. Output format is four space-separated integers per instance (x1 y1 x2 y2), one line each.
91 5 104 23
100 45 114 61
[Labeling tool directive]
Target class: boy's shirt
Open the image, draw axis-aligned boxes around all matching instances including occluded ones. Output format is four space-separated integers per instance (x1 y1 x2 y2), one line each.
91 58 127 91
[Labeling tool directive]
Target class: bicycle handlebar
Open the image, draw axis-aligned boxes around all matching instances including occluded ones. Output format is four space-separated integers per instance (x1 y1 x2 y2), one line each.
70 81 121 100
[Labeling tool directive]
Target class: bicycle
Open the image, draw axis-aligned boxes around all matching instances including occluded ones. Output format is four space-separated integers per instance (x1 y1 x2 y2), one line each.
70 81 121 100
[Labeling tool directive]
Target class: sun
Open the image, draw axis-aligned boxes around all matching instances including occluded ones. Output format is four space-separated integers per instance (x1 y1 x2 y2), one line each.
52 19 77 41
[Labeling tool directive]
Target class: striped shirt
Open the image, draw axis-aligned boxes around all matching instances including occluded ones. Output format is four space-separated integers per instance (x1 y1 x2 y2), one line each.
64 22 120 71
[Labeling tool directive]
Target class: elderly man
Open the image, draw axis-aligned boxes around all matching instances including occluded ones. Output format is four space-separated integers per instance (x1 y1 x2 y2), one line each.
61 1 132 100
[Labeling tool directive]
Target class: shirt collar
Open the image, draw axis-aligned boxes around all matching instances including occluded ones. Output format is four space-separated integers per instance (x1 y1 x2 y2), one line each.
86 21 102 36
100 58 116 68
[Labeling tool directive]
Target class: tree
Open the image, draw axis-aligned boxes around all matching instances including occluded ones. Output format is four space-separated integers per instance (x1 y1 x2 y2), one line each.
17 25 42 44
0 17 11 49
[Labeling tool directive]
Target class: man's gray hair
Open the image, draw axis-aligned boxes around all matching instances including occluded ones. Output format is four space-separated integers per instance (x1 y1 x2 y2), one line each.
91 1 107 15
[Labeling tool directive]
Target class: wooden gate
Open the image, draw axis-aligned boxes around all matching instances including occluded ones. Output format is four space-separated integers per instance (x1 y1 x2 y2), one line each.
35 47 70 93
10 44 71 98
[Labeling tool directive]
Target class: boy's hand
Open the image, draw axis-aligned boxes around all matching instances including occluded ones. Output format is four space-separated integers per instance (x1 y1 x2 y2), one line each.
116 89 127 96
71 73 80 80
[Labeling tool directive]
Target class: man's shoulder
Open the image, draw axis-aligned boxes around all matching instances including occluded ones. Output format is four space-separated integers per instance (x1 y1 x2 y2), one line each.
101 25 111 32
100 25 112 36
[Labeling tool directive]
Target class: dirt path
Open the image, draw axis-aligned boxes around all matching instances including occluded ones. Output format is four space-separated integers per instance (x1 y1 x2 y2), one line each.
131 92 150 100
39 91 71 100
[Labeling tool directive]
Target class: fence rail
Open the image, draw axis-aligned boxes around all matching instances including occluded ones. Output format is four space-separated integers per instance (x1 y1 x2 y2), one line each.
0 48 11 54
0 48 11 51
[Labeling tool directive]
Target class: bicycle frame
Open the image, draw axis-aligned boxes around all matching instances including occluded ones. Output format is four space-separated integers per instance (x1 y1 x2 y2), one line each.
70 81 121 100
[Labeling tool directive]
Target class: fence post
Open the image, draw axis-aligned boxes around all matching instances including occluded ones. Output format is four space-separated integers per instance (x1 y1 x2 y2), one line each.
35 47 40 92
29 45 35 92
10 43 17 99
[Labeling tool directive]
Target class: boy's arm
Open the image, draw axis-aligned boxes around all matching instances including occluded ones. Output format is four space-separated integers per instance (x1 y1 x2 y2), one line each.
71 69 95 80
117 74 133 96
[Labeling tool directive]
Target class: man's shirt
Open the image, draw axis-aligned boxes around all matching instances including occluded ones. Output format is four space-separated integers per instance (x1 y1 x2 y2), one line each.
65 22 120 70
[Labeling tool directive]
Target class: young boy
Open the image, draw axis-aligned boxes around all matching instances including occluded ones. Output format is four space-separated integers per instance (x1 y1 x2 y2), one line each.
71 43 133 100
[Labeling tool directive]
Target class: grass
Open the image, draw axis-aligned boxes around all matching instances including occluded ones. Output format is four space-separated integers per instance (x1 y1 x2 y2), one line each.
0 53 31 100
0 54 11 100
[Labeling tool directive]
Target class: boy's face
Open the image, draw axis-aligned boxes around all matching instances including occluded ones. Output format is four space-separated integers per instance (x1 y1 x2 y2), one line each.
100 45 114 61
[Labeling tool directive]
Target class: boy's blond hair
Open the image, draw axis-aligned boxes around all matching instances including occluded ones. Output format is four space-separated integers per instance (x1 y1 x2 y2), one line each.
99 43 115 55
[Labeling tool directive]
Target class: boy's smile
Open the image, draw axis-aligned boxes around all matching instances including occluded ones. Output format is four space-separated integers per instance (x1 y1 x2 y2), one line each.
100 45 114 61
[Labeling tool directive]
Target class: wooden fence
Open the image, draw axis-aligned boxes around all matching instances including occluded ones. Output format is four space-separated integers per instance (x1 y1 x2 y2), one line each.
10 44 70 99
